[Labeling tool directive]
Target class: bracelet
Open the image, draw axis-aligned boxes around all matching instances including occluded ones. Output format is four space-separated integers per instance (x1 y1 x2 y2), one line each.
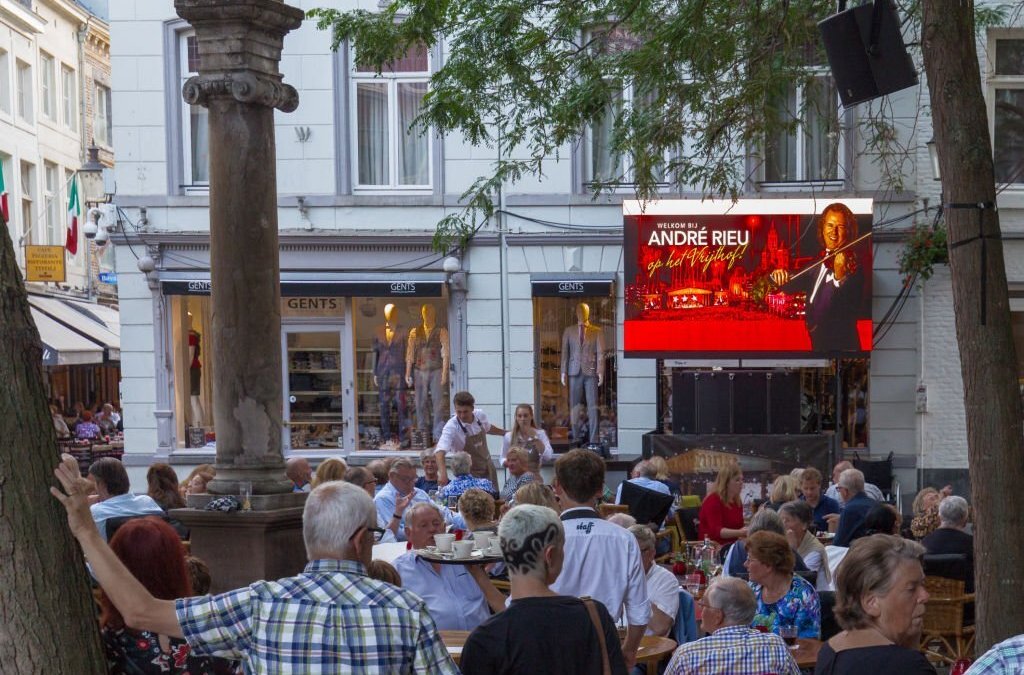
392 513 402 520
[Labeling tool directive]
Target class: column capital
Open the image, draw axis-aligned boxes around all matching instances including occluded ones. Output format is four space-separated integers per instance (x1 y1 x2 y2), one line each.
174 0 303 112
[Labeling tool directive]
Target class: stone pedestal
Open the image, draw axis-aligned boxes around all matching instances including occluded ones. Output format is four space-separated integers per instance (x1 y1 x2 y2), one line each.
172 507 308 594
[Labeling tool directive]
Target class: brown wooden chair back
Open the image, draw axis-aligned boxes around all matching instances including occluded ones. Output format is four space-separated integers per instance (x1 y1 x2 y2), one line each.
919 575 975 665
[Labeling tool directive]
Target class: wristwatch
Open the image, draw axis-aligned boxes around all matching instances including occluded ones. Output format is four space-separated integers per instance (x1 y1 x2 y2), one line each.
392 513 402 520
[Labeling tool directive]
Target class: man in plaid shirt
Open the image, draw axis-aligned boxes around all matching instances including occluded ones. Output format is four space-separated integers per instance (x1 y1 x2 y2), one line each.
664 577 800 675
52 454 458 674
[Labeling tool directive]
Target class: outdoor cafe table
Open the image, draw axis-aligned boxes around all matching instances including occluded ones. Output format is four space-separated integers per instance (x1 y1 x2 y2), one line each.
792 637 823 668
439 631 677 668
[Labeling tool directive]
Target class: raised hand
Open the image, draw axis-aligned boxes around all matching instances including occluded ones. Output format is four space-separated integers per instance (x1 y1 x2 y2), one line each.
50 453 99 540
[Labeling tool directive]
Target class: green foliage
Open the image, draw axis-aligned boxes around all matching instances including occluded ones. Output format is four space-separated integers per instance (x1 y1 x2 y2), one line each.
898 221 948 283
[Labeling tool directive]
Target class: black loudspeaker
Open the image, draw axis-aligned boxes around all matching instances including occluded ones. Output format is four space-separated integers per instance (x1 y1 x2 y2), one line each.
733 372 768 434
818 0 918 107
672 371 697 434
769 372 801 434
697 372 732 434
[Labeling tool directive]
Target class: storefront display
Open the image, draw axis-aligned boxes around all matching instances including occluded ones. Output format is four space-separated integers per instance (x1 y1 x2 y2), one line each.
170 294 214 447
286 329 344 450
532 278 617 452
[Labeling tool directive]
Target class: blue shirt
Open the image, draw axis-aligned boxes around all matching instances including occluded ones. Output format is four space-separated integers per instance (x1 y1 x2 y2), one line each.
615 476 672 504
392 552 491 631
664 625 800 675
750 574 820 639
802 494 841 532
438 474 497 501
374 482 447 542
175 559 458 674
967 634 1024 674
90 493 165 542
415 476 439 493
834 491 875 547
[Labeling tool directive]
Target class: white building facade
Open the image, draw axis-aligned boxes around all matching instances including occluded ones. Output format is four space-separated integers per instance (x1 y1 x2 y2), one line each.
107 0 1024 500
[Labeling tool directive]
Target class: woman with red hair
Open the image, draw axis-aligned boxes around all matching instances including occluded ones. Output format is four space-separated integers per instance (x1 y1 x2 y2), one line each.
100 517 239 674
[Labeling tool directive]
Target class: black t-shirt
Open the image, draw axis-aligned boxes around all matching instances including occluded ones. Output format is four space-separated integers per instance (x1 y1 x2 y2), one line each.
459 595 627 675
814 643 937 675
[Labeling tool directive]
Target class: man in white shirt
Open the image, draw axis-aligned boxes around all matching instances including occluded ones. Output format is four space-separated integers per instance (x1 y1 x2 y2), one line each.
629 524 679 637
615 460 672 504
551 449 650 669
824 460 884 505
434 391 505 486
88 458 165 541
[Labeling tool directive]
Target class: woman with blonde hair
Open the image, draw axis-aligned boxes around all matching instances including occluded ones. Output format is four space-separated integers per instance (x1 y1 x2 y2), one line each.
764 475 799 512
459 488 497 531
502 403 553 474
910 487 941 539
312 457 348 488
698 462 747 545
512 481 559 512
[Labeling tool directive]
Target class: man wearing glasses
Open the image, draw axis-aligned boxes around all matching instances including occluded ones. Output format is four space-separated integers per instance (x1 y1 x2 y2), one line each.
375 458 453 541
832 468 875 547
50 455 459 673
664 577 800 675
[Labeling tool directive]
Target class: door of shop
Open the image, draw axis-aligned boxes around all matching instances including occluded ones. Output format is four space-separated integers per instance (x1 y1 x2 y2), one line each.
282 324 353 453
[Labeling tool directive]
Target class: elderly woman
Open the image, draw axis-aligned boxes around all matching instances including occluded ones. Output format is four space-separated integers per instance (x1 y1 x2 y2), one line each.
311 457 348 488
415 449 440 493
779 500 831 590
438 451 497 501
745 530 821 638
76 410 102 440
910 487 942 539
699 462 747 546
815 534 935 674
501 446 537 502
459 488 497 532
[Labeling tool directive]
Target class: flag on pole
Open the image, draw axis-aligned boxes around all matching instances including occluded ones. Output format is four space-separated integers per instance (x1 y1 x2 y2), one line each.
0 161 8 225
66 174 79 255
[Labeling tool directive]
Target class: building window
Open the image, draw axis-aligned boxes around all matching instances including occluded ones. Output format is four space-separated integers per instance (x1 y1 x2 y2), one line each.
43 162 60 245
94 84 112 147
989 34 1024 185
179 34 209 188
0 48 10 116
351 44 431 189
16 59 32 123
61 65 77 131
762 73 841 184
39 51 55 120
20 161 34 244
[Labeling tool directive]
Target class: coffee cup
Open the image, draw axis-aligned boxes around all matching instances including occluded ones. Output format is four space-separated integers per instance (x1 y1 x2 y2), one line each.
434 533 455 553
453 540 475 558
473 530 494 549
488 535 502 556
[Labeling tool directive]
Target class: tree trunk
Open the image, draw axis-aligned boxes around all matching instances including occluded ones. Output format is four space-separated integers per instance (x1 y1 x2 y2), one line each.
922 0 1024 652
0 216 106 670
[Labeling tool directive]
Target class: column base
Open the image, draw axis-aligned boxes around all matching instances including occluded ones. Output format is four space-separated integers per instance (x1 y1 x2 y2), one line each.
171 506 308 594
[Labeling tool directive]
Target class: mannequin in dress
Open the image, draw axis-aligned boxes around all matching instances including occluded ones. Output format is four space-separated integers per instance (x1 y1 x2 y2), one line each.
373 303 409 446
406 304 450 443
188 328 205 427
560 302 604 445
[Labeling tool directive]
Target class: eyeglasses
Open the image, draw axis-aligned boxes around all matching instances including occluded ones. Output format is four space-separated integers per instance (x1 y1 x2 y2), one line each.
351 526 386 543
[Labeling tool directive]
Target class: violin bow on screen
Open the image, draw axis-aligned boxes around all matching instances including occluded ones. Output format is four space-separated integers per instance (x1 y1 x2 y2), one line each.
770 229 875 287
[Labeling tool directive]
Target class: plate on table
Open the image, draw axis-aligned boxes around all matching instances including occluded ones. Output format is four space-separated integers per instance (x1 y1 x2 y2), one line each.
414 547 503 565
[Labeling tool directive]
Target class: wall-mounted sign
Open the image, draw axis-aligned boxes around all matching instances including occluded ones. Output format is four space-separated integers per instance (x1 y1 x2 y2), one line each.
623 198 873 358
163 279 444 297
25 245 66 282
530 279 615 297
98 271 118 285
281 296 344 318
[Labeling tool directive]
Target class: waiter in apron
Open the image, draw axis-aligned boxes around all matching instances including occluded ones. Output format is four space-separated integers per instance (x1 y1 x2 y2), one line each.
435 390 506 486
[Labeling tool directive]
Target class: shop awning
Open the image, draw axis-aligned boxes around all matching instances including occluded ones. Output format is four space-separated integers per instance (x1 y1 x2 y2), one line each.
32 308 105 366
27 294 120 361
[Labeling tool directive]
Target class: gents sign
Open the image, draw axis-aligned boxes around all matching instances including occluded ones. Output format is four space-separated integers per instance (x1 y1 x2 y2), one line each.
623 198 874 358
530 279 614 297
281 297 343 318
163 279 444 297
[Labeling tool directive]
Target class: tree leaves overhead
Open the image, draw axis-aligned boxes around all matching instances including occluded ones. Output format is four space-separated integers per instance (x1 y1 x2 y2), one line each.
310 0 835 246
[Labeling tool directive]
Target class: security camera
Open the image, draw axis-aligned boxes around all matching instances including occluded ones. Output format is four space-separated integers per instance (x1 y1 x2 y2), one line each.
95 224 110 245
83 207 103 239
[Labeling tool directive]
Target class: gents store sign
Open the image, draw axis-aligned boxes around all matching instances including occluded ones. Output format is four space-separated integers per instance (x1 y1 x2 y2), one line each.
623 198 873 358
281 297 343 318
531 279 615 297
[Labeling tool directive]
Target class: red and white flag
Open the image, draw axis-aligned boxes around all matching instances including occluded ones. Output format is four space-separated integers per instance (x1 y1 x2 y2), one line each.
66 174 79 254
0 161 9 224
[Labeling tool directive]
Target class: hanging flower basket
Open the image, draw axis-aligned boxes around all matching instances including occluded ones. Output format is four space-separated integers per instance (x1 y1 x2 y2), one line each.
898 222 948 284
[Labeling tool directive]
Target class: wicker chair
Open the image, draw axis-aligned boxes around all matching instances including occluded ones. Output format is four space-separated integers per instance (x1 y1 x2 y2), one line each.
655 526 681 563
597 503 630 519
919 574 975 665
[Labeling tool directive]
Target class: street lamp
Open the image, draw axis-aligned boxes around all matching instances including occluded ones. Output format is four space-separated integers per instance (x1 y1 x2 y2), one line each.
77 145 109 204
927 136 941 181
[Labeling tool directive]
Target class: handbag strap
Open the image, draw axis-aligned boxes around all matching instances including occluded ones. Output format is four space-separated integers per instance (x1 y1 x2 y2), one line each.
581 597 612 675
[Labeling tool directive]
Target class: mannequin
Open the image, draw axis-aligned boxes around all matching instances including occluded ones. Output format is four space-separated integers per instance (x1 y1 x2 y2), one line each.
188 328 205 427
560 302 604 445
372 303 409 446
405 304 450 443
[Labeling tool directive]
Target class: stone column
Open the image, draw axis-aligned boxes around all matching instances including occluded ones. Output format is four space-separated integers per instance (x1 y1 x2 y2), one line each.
175 0 302 498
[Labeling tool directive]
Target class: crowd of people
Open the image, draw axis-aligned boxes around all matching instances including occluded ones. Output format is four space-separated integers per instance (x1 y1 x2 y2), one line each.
48 390 1007 674
51 400 123 440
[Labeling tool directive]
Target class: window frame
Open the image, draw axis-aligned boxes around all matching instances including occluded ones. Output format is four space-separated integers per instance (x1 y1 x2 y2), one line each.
759 68 846 191
94 83 112 148
61 63 77 131
987 29 1024 188
39 50 55 121
0 48 11 118
43 161 60 246
348 44 434 193
178 32 209 192
15 58 32 124
19 160 35 245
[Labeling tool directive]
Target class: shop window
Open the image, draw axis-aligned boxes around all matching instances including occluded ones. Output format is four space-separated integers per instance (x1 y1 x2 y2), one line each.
352 295 450 451
532 290 618 451
170 295 214 448
286 327 344 452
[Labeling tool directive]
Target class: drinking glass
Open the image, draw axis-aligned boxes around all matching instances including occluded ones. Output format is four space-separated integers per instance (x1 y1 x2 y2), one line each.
239 481 252 512
779 624 798 648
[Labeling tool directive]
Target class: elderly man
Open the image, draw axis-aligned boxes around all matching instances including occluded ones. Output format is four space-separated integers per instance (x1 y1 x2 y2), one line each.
438 451 497 501
88 457 164 542
375 458 448 541
664 576 800 675
832 468 876 547
629 524 679 637
615 460 671 504
923 495 974 592
551 449 650 669
461 505 627 675
825 460 884 505
799 467 840 533
51 455 459 673
392 502 506 631
286 456 313 493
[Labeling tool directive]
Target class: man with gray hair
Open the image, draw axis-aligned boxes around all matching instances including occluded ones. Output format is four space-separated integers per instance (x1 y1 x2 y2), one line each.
825 459 885 504
438 450 497 501
722 508 809 577
833 468 876 547
460 505 627 675
375 457 451 541
614 459 671 504
923 495 974 592
51 454 459 673
629 524 679 637
664 576 800 675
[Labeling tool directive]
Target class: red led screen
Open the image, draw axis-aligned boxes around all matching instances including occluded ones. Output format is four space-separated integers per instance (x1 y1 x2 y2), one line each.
623 199 873 358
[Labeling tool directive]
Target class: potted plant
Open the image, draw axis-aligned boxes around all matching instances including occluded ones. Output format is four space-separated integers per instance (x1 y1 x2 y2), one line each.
898 222 948 284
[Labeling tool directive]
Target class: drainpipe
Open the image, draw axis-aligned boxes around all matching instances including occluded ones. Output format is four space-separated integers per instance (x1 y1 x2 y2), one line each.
76 19 91 160
497 133 511 430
